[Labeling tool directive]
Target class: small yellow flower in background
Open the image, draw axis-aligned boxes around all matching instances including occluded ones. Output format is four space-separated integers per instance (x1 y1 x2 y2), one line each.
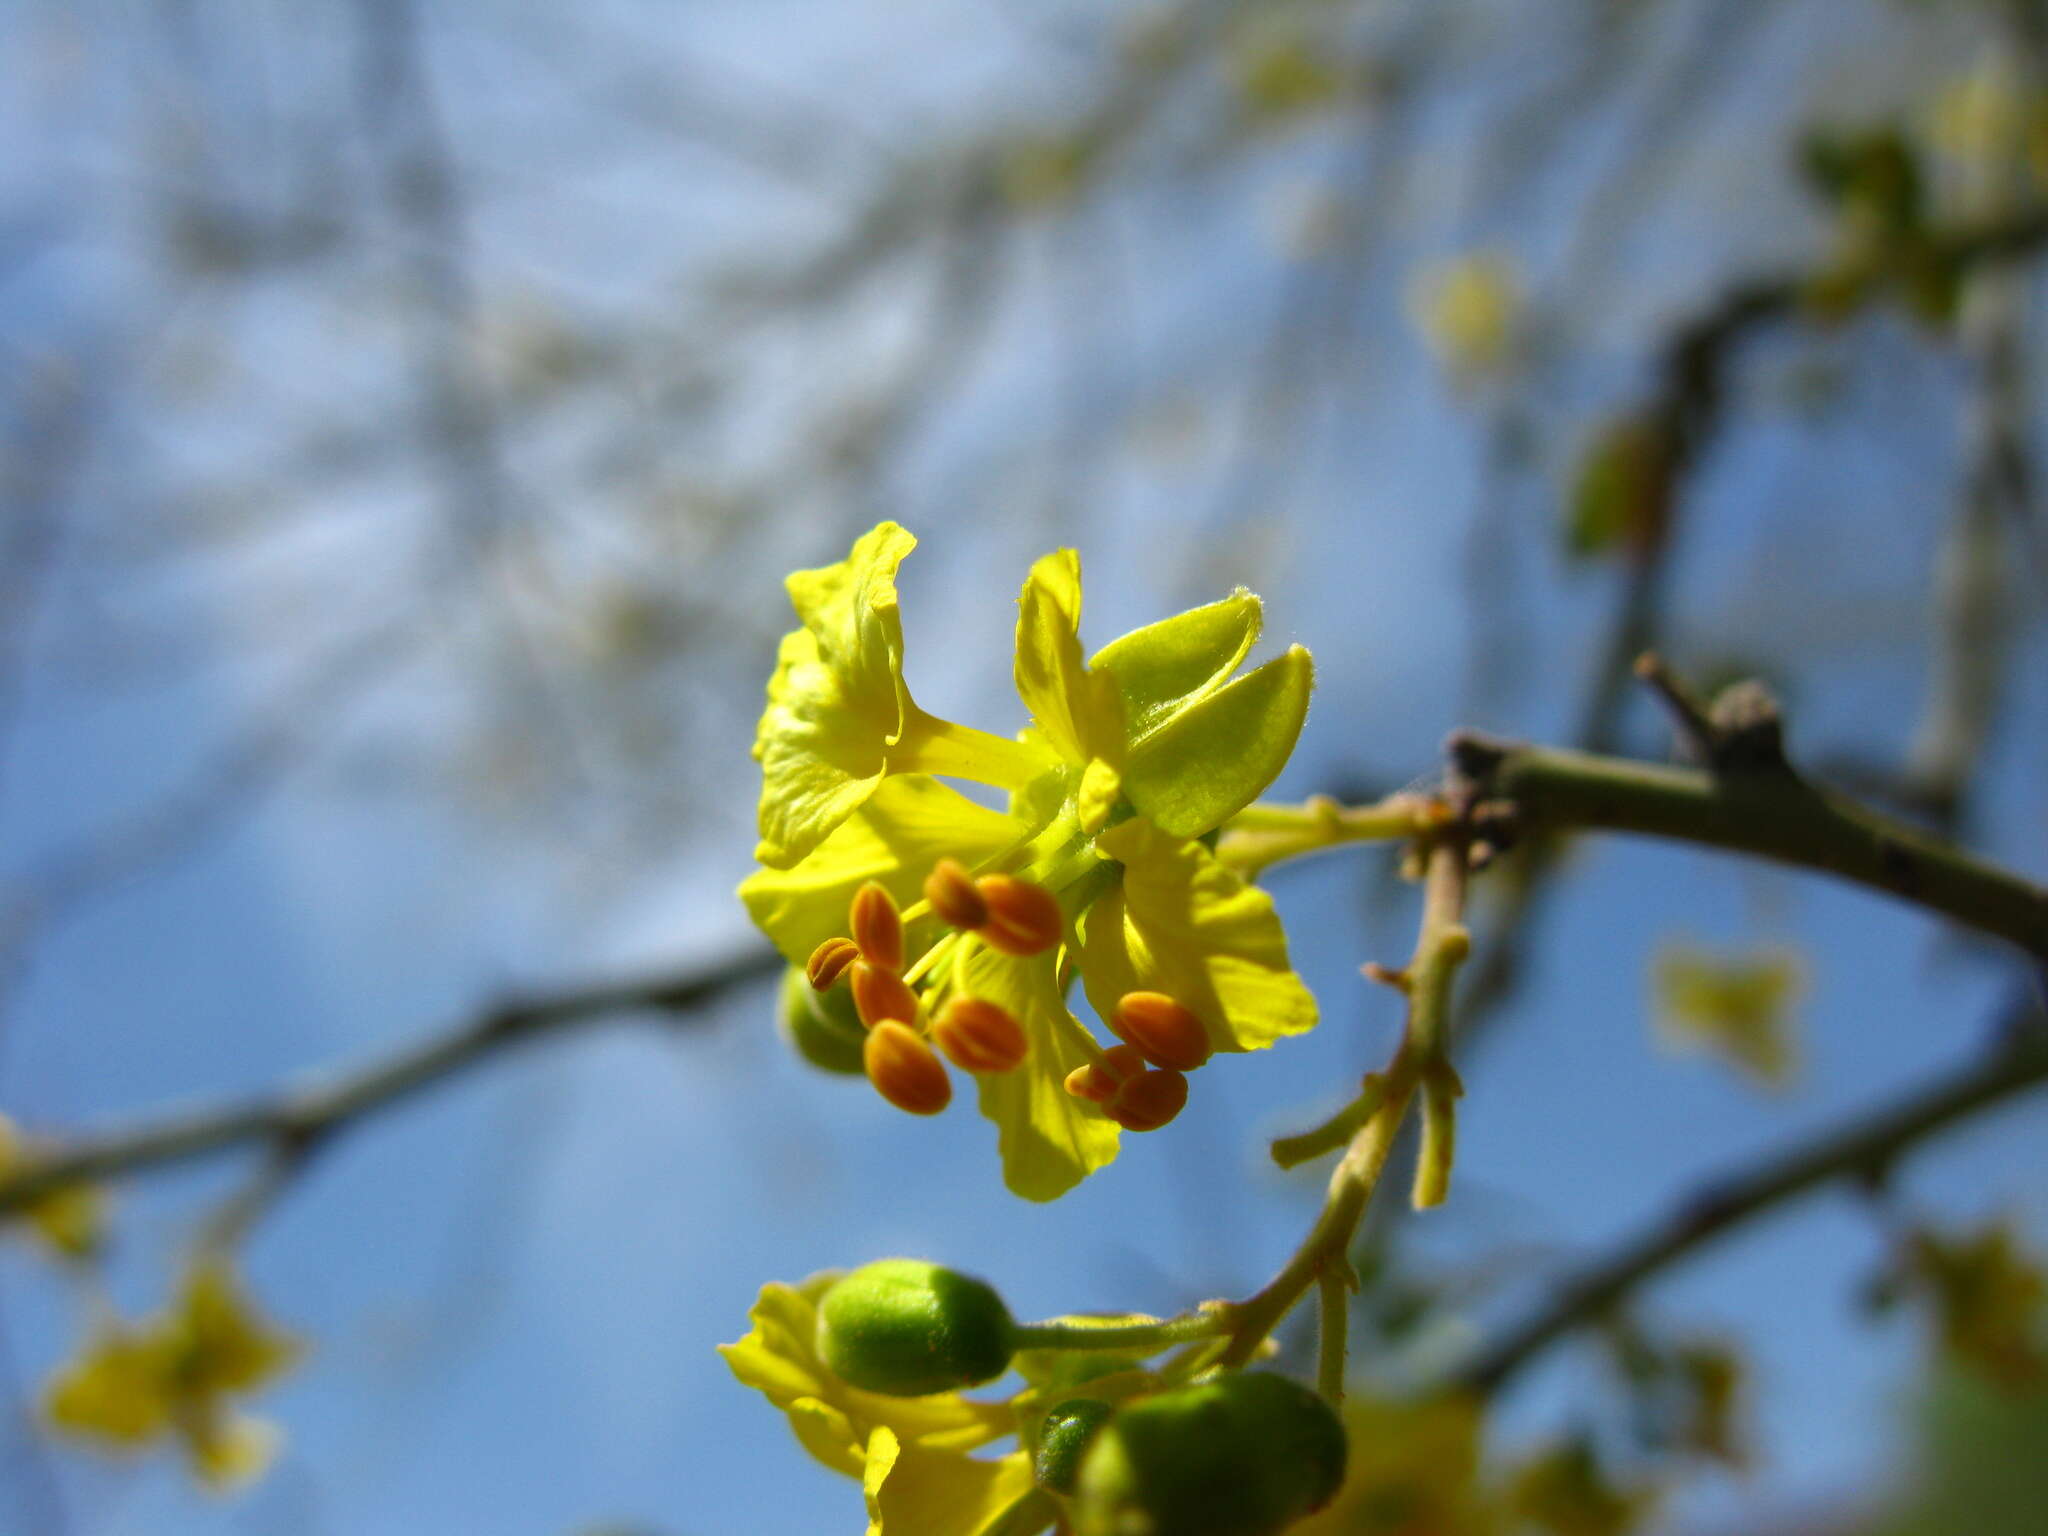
1410 252 1522 380
1652 942 1804 1089
740 525 1319 1200
0 1113 105 1261
44 1258 302 1489
1927 63 2030 173
1291 1392 1494 1536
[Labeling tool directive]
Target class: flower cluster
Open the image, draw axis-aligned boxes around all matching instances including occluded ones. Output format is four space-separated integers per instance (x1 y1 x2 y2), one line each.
740 524 1319 1199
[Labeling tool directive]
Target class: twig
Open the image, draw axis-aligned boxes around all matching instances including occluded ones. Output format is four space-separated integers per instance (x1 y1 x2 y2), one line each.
0 946 777 1219
1454 1023 2048 1395
1447 734 2048 960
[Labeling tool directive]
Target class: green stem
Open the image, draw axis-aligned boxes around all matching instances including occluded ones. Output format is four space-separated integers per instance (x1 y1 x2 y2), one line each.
1270 1073 1391 1170
1316 1266 1350 1405
1217 794 1448 877
1012 1309 1232 1354
1221 838 1472 1369
892 706 1054 791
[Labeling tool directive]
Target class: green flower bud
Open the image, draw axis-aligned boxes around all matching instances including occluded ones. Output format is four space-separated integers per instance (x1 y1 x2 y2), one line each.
816 1259 1015 1397
1072 1372 1346 1536
779 966 868 1075
1035 1398 1113 1495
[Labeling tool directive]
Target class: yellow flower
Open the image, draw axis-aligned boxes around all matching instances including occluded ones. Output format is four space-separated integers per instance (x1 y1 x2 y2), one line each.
742 528 1319 1200
43 1259 301 1489
1410 252 1521 379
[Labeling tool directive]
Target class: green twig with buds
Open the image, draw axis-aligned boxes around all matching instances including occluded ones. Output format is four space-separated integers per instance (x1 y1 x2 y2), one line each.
1218 835 1472 1370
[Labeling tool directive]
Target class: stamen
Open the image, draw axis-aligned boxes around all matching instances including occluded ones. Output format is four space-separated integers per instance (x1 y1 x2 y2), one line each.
863 1022 952 1115
1112 991 1213 1072
850 962 921 1031
924 858 990 930
1106 1068 1189 1132
806 937 861 992
1062 1043 1148 1104
977 875 1064 957
849 881 905 973
931 996 1028 1073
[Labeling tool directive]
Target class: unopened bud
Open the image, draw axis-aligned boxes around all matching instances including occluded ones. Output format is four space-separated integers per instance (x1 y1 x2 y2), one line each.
1107 1069 1188 1132
807 936 862 992
849 882 905 973
924 858 990 930
978 875 1064 956
851 961 922 1030
864 1022 953 1116
931 996 1029 1073
1112 991 1212 1072
1063 1043 1149 1105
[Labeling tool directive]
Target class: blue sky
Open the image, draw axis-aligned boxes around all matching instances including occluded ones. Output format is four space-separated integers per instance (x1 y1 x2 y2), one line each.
1 2 2044 1533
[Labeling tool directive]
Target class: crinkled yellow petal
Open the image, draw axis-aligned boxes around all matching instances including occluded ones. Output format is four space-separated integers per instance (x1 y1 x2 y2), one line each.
720 1275 1016 1481
1089 588 1263 740
1013 550 1122 769
43 1328 177 1446
1081 819 1318 1053
865 1426 1044 1536
785 523 919 720
756 628 895 871
740 776 1029 966
754 524 919 869
172 1260 302 1396
1120 645 1313 838
961 947 1122 1202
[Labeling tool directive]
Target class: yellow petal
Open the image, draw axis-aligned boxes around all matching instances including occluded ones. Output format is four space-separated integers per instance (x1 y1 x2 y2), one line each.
865 1424 1043 1536
172 1260 303 1395
1081 819 1317 1053
1089 588 1262 740
1013 550 1122 769
43 1328 178 1446
740 776 1029 966
960 947 1121 1202
755 525 919 869
1119 646 1312 838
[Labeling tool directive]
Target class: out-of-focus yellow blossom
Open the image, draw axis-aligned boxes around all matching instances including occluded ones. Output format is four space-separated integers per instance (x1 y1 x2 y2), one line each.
1652 942 1803 1089
0 1114 104 1260
1410 253 1521 380
43 1259 301 1489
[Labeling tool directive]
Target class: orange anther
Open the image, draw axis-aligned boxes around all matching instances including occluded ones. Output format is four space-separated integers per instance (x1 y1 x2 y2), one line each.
924 858 990 930
1062 1043 1149 1104
1107 1068 1189 1132
850 961 921 1031
863 1021 952 1116
977 875 1064 956
1112 991 1212 1072
806 937 862 992
849 882 905 973
931 996 1028 1073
